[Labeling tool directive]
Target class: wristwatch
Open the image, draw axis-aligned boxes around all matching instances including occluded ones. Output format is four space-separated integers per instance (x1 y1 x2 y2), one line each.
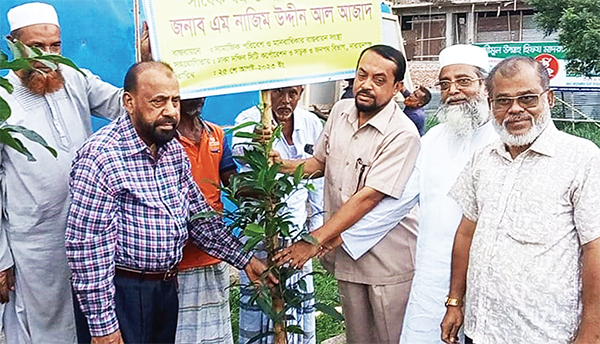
445 296 463 307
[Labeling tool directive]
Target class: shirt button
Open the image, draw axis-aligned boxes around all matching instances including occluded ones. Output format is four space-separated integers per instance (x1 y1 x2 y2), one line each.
345 161 349 166
338 187 342 191
353 136 358 140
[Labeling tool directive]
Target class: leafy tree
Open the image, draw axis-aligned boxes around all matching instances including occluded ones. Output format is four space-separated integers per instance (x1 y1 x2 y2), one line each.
0 39 84 160
527 0 600 76
193 114 343 344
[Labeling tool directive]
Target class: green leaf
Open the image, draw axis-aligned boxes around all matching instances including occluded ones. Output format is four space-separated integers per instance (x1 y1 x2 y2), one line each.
243 235 263 252
247 331 274 344
234 131 259 139
36 54 86 76
189 210 220 221
0 97 11 123
300 233 319 246
0 129 35 161
293 163 304 185
305 182 315 192
3 124 57 157
3 59 32 72
286 324 304 334
315 302 345 321
297 279 307 292
32 58 57 71
243 223 265 236
224 120 261 135
0 77 13 94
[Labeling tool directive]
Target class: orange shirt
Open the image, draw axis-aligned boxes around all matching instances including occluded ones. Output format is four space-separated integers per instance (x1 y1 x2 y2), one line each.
178 121 235 269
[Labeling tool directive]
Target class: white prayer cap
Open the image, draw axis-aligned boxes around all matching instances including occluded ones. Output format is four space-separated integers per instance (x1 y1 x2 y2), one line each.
8 2 60 32
439 44 490 72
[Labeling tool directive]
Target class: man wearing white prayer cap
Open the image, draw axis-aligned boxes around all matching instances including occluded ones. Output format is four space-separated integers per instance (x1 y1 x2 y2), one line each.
325 44 498 344
0 2 122 343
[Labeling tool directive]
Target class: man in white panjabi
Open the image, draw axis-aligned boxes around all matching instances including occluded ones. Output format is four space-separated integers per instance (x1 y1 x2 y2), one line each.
335 45 498 344
0 3 121 343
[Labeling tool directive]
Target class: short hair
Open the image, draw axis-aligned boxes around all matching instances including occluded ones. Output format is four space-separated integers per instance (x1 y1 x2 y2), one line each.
123 61 174 93
356 44 406 82
181 97 206 117
485 56 549 96
417 86 432 106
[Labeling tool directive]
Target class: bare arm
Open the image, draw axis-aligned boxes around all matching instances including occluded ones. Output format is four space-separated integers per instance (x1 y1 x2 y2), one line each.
441 216 477 344
573 237 600 344
271 151 325 178
274 186 384 269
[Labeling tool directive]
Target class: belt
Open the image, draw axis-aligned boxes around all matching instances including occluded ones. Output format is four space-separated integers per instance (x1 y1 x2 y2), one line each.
115 266 178 282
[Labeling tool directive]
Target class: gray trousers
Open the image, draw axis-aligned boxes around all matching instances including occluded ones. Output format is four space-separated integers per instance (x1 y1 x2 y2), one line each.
338 279 412 344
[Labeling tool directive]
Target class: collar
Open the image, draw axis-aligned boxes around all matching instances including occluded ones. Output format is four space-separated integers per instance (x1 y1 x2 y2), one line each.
492 120 558 160
346 100 398 134
271 108 307 132
118 114 150 157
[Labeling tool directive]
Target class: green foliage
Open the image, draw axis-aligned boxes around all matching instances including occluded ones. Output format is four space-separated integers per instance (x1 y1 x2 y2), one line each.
0 38 87 161
555 121 600 147
527 0 600 76
203 121 342 343
313 260 344 343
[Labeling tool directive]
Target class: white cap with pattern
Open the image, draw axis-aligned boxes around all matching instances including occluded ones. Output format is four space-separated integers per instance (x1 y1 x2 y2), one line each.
8 2 59 32
439 44 490 72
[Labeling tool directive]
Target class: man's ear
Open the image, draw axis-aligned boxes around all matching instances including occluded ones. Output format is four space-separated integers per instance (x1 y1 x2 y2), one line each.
547 89 555 108
394 81 403 95
123 92 134 114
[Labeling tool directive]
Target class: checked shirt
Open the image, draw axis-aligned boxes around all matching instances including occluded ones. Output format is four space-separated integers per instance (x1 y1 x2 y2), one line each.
66 114 251 337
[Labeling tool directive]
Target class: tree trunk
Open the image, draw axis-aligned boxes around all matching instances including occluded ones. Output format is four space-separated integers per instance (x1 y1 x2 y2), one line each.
261 90 287 344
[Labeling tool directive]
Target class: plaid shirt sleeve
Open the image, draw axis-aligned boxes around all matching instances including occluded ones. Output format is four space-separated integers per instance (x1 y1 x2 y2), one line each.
66 153 120 337
185 164 252 270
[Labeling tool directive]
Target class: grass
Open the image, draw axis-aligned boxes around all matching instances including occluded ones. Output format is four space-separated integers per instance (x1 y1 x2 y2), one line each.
229 259 344 344
554 121 600 147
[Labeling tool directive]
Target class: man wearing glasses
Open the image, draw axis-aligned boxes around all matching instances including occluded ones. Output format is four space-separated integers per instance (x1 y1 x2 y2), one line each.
441 57 600 344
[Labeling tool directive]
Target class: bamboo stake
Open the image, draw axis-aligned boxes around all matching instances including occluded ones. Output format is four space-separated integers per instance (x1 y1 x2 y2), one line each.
261 89 287 344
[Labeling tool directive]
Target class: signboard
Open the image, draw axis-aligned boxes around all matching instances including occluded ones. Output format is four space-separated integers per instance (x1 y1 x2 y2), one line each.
476 42 600 90
143 0 382 98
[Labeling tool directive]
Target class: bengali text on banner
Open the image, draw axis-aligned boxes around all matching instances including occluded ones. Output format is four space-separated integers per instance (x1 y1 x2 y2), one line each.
142 0 382 98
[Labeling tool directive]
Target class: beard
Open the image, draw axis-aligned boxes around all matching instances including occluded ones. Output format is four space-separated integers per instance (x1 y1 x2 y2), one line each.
133 112 178 147
493 100 551 147
354 90 386 114
20 68 65 96
435 93 490 137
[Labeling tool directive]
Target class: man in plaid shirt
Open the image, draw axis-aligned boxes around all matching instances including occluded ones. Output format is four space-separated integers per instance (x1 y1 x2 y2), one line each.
66 61 273 344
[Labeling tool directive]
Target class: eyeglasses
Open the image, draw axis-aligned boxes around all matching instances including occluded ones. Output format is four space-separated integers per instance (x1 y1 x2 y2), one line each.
490 90 549 112
435 78 482 91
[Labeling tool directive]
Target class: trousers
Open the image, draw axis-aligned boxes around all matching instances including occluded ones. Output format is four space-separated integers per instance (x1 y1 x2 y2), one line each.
74 274 179 343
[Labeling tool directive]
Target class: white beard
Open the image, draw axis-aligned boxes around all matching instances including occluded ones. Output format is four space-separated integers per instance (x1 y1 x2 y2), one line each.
435 94 490 137
492 100 551 147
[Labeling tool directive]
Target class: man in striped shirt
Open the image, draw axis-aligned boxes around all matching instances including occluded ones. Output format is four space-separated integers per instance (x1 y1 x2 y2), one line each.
66 61 273 344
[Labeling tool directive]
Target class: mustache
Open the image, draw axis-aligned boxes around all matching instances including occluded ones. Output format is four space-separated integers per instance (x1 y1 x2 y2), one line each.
503 113 534 126
356 89 375 98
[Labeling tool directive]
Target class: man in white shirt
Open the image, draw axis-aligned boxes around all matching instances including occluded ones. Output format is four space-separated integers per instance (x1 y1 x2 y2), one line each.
233 86 324 344
325 44 498 344
0 3 122 343
441 56 600 344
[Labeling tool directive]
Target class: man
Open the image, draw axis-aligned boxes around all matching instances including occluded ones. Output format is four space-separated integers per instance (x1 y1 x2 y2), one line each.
401 84 432 136
394 44 496 344
441 57 600 344
233 85 324 344
175 98 238 344
66 61 272 344
273 45 420 344
0 3 123 343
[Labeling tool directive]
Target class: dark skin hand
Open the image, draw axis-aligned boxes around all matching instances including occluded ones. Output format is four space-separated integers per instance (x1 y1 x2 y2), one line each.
0 267 15 303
